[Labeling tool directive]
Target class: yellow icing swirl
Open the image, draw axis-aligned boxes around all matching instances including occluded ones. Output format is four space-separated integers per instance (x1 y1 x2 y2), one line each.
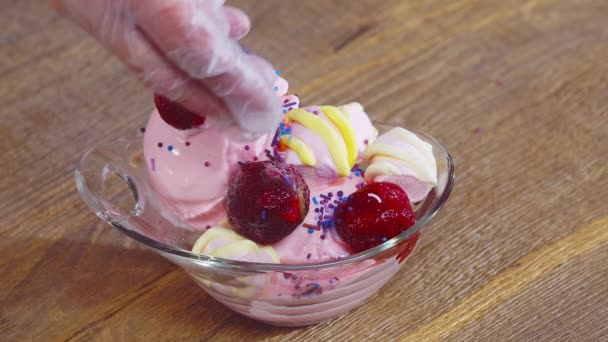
320 106 358 166
279 135 317 166
283 107 359 177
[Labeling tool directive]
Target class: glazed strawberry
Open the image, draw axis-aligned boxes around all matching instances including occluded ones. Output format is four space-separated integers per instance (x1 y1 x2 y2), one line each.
226 161 310 245
334 182 416 253
153 94 206 130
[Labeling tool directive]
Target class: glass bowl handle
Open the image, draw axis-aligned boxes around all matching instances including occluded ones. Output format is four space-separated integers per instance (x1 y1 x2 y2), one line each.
75 139 143 224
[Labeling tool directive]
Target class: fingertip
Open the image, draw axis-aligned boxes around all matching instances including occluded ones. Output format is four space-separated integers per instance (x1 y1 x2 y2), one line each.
201 49 283 135
227 86 282 135
176 84 229 119
223 6 251 40
246 54 277 85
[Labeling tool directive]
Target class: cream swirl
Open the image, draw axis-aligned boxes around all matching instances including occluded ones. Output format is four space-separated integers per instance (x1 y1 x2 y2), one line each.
192 226 279 298
362 127 437 202
192 226 280 263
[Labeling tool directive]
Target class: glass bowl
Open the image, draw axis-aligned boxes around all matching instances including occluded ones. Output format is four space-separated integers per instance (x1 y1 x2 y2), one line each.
75 124 454 326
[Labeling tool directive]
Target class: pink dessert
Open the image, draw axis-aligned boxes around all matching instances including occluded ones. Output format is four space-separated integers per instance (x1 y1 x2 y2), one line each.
143 107 270 229
141 71 438 320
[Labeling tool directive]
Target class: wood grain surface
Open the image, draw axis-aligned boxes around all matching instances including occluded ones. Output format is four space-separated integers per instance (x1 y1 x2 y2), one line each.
1 0 607 341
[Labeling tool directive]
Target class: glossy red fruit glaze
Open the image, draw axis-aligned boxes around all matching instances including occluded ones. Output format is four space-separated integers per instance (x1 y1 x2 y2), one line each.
153 94 206 130
227 161 310 245
334 182 416 253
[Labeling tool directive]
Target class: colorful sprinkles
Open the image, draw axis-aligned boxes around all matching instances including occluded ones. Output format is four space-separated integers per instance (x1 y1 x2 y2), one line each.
279 271 340 298
303 223 320 230
270 128 280 148
302 188 350 245
352 164 366 178
284 175 292 185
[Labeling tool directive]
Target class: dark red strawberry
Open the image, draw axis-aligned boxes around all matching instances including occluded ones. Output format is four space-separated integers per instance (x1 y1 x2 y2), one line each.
334 182 416 253
153 94 206 130
227 161 310 244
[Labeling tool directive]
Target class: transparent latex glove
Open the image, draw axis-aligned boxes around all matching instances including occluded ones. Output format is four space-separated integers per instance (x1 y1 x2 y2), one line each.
51 0 280 136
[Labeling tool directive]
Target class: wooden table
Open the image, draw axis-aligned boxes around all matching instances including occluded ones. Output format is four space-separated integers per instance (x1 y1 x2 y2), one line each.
2 0 607 340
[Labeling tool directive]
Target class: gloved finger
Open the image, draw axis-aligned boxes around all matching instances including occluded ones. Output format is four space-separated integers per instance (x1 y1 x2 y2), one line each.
132 0 232 79
107 23 228 116
51 0 229 117
50 0 113 37
204 53 281 135
133 0 281 135
223 6 250 40
132 35 229 117
246 54 278 84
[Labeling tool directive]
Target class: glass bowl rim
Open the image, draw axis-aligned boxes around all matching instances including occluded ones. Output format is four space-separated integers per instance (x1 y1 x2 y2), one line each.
75 126 455 272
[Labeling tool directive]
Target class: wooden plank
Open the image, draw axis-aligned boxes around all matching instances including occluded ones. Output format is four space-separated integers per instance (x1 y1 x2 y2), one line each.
1 0 607 340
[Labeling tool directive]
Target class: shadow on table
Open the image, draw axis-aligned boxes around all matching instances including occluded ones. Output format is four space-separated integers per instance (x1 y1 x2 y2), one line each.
2 235 298 340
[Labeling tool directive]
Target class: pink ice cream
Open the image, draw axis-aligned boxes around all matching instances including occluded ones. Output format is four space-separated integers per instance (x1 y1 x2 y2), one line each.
273 174 363 263
143 112 270 229
143 74 295 230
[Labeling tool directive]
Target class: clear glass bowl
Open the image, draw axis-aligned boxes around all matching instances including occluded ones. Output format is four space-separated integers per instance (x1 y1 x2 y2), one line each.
75 124 454 326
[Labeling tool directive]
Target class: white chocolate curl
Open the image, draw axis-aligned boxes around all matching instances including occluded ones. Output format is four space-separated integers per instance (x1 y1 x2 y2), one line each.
191 226 279 298
192 227 280 263
362 127 437 202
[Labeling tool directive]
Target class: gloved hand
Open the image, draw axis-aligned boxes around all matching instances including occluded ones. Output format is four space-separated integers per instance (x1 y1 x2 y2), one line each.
51 0 280 135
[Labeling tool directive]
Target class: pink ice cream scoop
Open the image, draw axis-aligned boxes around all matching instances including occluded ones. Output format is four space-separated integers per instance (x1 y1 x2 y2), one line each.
142 75 292 230
143 112 270 229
